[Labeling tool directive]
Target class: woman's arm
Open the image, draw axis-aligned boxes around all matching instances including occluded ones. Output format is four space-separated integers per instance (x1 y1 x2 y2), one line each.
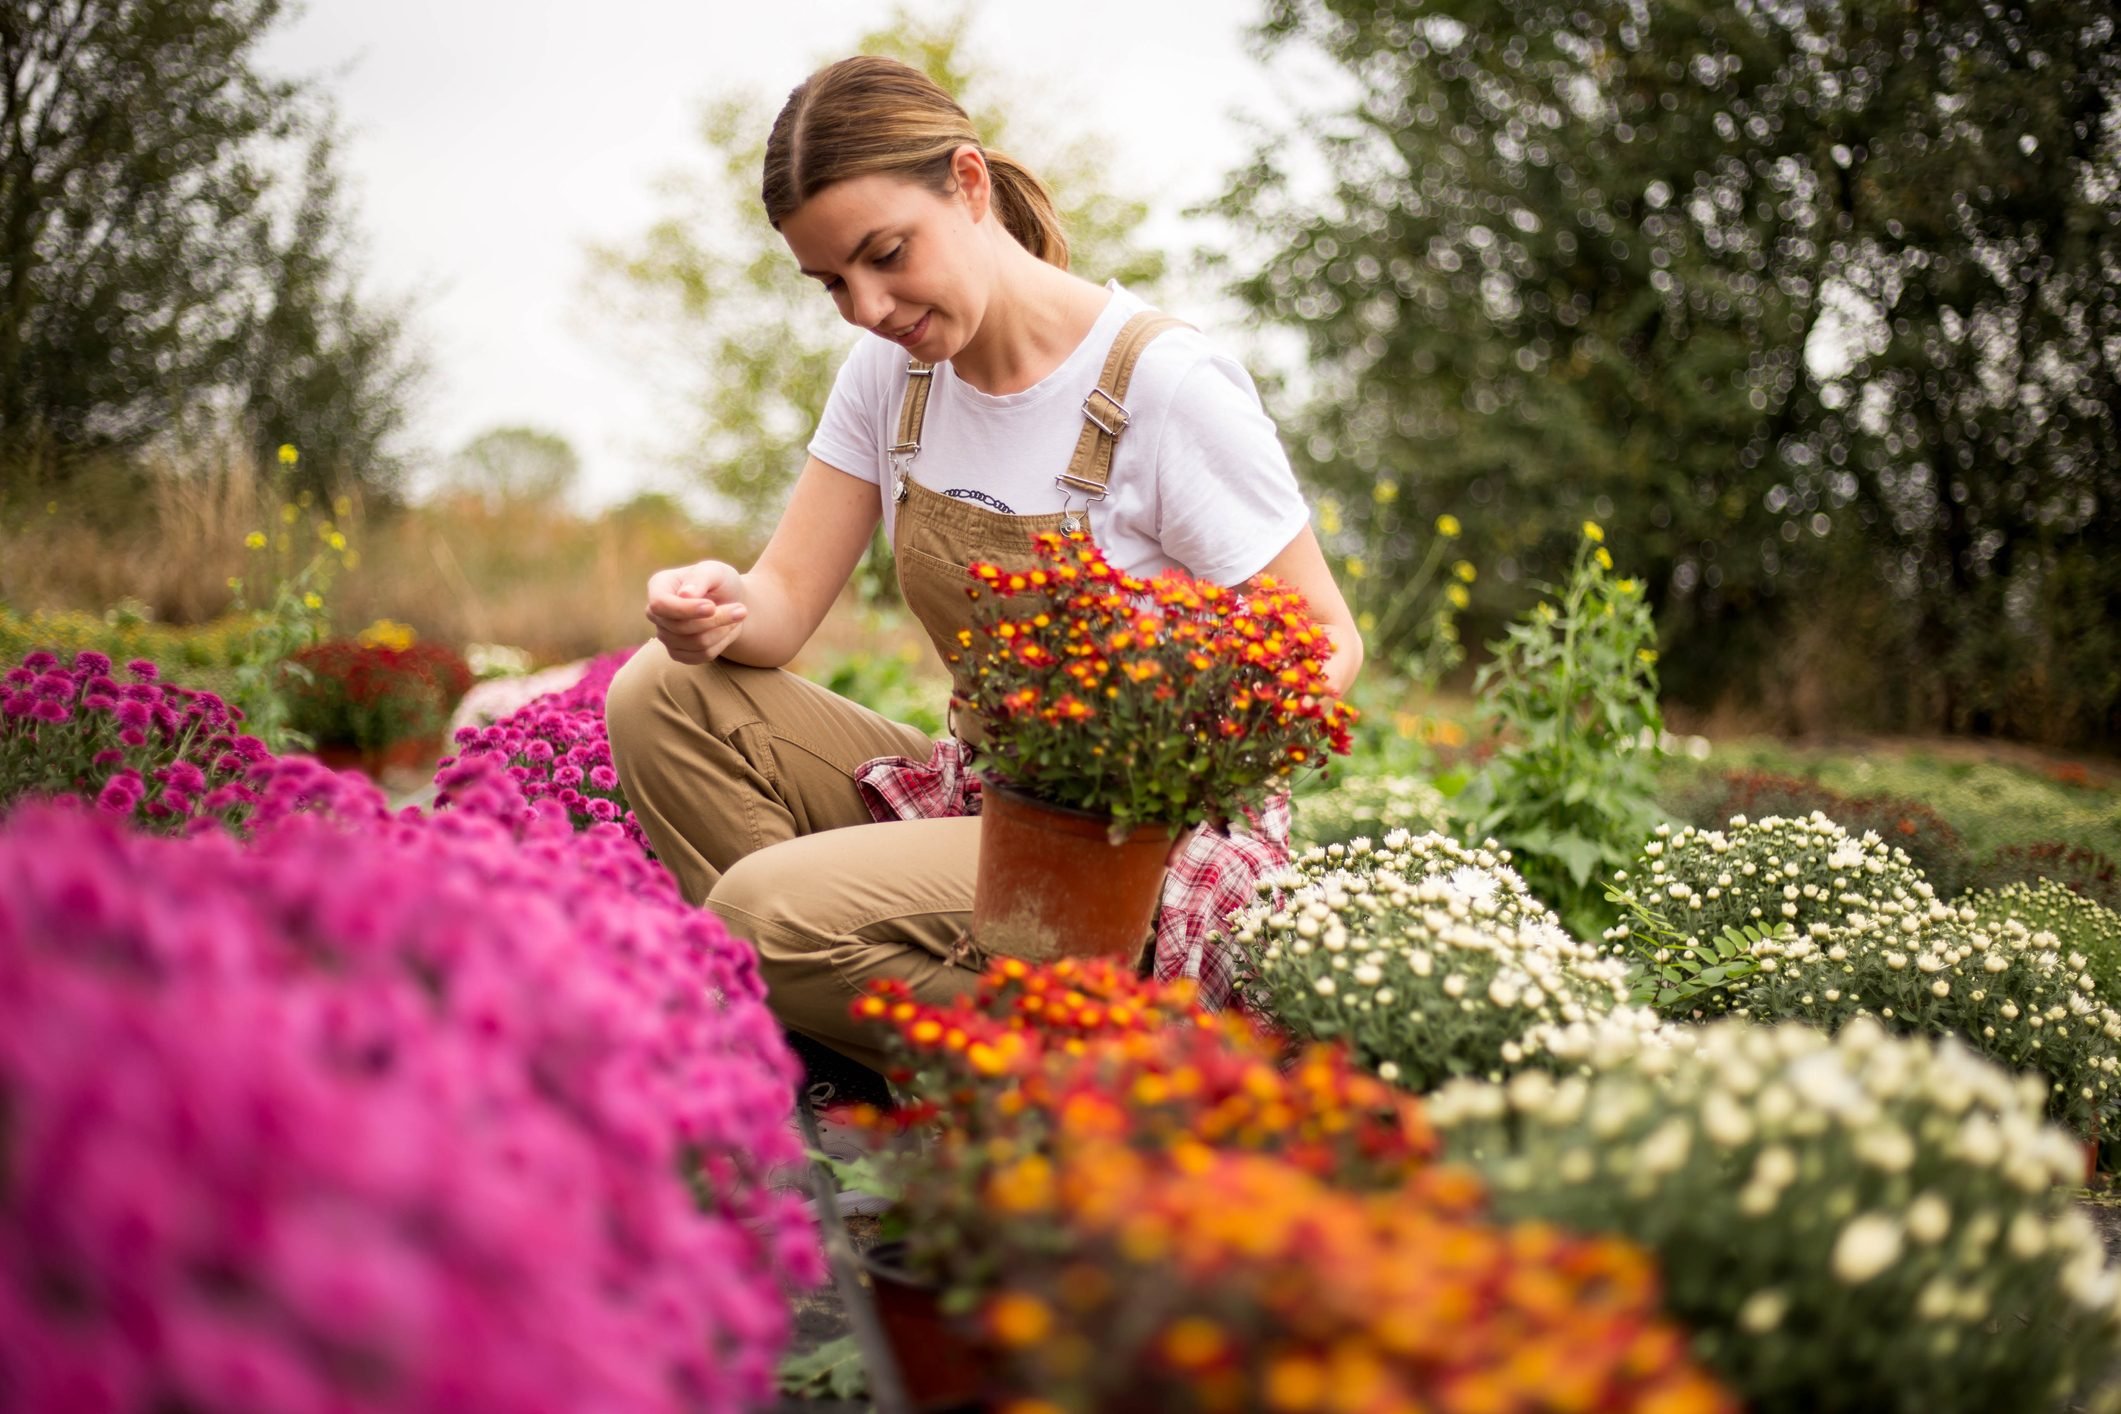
1254 523 1365 697
644 457 881 668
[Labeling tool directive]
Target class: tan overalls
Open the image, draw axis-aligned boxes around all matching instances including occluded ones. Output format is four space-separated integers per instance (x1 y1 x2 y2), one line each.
607 312 1187 1075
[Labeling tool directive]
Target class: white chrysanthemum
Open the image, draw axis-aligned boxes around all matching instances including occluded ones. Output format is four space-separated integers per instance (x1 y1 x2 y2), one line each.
1831 1213 1904 1284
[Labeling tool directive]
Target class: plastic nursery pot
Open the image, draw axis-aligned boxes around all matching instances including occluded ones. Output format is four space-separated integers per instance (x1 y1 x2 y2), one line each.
860 1240 993 1413
972 777 1175 965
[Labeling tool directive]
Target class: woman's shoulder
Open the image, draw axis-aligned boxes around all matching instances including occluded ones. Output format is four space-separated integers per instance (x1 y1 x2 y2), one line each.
1104 293 1263 421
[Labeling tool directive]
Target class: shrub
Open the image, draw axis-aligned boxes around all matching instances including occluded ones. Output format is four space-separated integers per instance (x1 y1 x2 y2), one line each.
1958 880 2121 992
279 639 474 751
0 759 819 1413
1608 814 1936 1013
1232 831 1635 1091
441 646 647 854
1457 522 1666 939
1972 842 2121 913
1669 770 1971 896
0 604 259 697
1738 910 2121 1135
1430 1019 2121 1414
1289 772 1454 849
2 648 278 834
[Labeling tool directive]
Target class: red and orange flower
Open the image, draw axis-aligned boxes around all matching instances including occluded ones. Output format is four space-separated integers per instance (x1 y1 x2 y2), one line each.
957 534 1356 831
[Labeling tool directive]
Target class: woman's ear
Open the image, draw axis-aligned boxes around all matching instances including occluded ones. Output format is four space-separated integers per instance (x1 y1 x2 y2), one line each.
949 144 991 223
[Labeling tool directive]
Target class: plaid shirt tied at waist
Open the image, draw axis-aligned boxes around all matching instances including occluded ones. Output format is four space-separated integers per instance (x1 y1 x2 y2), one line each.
852 738 1289 1011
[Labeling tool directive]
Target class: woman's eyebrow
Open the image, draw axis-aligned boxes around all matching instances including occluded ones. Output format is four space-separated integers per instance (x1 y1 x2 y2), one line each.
798 228 890 279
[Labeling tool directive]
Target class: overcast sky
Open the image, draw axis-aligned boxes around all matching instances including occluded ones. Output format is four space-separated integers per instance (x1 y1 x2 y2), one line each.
257 1 1328 511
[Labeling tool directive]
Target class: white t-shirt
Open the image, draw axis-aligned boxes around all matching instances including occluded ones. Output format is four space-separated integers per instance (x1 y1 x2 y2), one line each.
806 282 1310 586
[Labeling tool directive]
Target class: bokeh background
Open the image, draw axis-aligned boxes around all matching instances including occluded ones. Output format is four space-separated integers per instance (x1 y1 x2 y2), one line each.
2 0 2116 751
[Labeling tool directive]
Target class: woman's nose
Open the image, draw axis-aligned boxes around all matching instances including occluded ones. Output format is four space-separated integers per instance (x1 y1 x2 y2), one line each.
845 278 890 331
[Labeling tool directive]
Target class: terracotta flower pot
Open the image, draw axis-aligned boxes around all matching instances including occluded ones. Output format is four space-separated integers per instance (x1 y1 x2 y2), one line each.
972 778 1174 964
860 1240 991 1412
311 733 442 781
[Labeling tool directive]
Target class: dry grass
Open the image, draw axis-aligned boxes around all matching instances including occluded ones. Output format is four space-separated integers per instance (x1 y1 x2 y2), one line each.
0 449 765 667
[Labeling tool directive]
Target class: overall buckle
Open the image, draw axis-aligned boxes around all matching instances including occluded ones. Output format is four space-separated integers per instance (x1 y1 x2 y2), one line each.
1081 386 1129 437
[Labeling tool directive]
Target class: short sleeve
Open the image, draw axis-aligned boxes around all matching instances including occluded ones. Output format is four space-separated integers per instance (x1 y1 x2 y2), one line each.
807 334 889 484
1151 355 1311 585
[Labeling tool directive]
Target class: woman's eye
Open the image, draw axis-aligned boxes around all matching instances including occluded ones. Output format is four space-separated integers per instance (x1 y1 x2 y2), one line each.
875 245 904 267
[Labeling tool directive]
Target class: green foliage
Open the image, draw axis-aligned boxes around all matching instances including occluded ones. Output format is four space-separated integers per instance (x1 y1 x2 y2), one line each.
805 630 948 738
1665 769 1972 898
1458 525 1664 936
1320 495 1474 687
1212 0 2121 747
777 1335 867 1400
224 449 351 751
0 605 259 701
586 4 1166 550
1659 742 2121 871
0 2 416 494
442 426 581 510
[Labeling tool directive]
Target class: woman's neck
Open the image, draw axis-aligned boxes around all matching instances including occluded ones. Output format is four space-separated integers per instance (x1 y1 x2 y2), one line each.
949 242 1109 396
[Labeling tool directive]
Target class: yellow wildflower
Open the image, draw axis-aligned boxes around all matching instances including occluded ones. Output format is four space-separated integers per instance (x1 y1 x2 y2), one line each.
328 532 347 552
1454 559 1477 583
244 531 267 550
1583 520 1604 543
1446 584 1470 609
1638 648 1659 665
280 503 298 525
332 495 352 517
1356 611 1376 634
1436 513 1462 538
1596 547 1614 570
1317 497 1343 536
277 443 299 466
1344 557 1367 580
1373 479 1399 504
1618 577 1637 593
302 592 322 611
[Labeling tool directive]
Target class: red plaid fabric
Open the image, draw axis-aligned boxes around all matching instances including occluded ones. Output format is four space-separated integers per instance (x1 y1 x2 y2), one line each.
853 738 1289 1012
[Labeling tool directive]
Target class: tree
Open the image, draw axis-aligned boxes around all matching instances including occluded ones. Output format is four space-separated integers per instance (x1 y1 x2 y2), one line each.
1213 0 2120 744
587 5 1167 550
444 425 581 510
0 0 418 496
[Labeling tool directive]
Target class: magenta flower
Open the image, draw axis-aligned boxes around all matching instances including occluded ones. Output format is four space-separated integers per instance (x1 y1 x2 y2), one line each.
0 759 818 1413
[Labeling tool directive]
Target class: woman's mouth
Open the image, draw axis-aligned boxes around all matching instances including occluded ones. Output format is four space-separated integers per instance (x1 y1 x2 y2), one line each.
886 313 930 346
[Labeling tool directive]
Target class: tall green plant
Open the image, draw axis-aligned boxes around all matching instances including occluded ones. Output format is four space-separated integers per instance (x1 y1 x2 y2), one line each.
225 445 351 751
1459 522 1664 936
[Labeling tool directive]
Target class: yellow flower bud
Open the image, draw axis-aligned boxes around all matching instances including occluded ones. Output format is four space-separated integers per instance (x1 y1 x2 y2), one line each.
1453 560 1476 583
1596 547 1614 570
1344 556 1367 580
280 503 298 525
1638 648 1659 665
1373 479 1399 504
277 443 300 466
1435 513 1462 538
244 531 267 550
302 592 322 611
1583 520 1605 543
1446 584 1470 609
333 496 352 517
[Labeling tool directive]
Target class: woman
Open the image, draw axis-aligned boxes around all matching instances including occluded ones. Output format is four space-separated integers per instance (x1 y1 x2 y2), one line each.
606 55 1360 1078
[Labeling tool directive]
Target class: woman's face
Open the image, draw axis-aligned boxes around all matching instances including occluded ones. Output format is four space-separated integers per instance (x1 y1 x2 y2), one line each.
779 152 991 361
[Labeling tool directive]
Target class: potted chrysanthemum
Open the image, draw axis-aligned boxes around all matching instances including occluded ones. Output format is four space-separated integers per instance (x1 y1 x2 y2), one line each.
953 532 1355 961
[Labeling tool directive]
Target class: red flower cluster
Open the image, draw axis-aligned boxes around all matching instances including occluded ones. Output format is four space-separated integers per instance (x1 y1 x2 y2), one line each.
281 640 474 751
957 534 1356 831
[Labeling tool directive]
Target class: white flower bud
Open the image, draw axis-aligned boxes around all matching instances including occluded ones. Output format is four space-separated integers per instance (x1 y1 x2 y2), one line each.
1832 1213 1905 1284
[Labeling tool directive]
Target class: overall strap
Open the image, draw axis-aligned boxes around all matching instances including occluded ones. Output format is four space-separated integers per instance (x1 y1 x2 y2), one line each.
1058 311 1190 502
887 308 1190 492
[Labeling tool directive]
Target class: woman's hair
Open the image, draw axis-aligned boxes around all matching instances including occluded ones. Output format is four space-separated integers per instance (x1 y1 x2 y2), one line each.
762 55 1068 269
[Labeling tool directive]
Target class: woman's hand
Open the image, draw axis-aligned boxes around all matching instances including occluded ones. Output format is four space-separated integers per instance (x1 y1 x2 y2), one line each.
645 560 750 666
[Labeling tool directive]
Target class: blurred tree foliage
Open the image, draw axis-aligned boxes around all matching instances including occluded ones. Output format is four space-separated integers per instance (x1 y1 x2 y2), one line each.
1213 0 2120 746
587 4 1167 556
0 0 417 498
444 426 581 511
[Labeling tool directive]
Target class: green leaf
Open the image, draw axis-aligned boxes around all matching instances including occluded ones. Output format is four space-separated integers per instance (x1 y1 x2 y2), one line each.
778 1335 868 1398
1547 832 1606 887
